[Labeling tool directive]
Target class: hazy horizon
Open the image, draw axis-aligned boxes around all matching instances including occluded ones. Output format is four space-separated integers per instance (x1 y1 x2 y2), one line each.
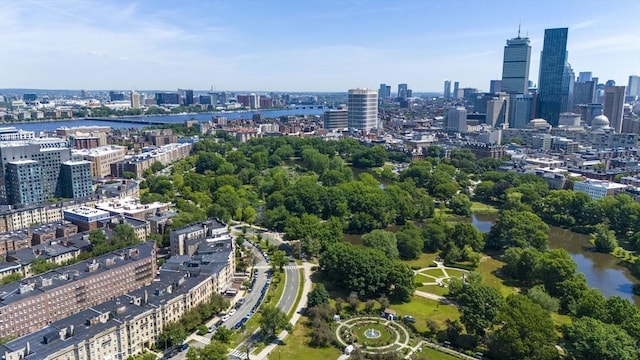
1 0 639 92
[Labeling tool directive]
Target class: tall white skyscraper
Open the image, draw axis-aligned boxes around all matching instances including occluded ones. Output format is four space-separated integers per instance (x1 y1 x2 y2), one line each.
347 88 378 133
446 107 467 133
501 33 531 94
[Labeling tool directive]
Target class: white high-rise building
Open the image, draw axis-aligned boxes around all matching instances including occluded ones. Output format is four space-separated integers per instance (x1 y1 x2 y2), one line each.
446 107 467 133
347 88 378 133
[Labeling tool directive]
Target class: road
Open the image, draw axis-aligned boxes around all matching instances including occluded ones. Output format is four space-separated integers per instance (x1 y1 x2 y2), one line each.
277 264 300 314
167 240 269 360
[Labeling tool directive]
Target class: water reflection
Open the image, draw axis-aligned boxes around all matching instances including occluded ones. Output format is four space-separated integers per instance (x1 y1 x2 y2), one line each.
471 214 639 307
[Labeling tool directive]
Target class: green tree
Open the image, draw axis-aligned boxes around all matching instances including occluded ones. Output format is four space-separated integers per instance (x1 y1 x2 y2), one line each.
396 225 423 260
361 229 399 259
307 284 331 308
457 281 504 337
259 305 288 337
88 229 107 245
159 322 187 349
212 326 232 343
488 294 558 360
562 317 638 360
486 210 549 250
449 193 472 216
592 223 618 253
526 285 559 313
113 224 139 245
270 250 288 272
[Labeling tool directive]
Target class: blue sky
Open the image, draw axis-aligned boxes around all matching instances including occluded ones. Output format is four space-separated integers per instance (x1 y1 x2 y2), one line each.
1 0 638 92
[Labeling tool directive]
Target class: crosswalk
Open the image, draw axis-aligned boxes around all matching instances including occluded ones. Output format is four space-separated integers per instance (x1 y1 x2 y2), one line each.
229 349 248 359
284 265 298 270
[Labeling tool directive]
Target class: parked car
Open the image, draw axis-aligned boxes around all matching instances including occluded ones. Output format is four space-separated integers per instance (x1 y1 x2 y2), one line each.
221 314 231 322
403 315 416 323
180 343 189 352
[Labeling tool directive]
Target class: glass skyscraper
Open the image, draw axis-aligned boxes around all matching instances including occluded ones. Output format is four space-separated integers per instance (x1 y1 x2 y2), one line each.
537 28 568 127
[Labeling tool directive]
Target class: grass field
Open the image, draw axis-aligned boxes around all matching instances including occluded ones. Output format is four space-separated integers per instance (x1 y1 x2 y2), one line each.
421 268 446 277
470 201 498 213
418 284 450 296
392 296 460 332
416 346 463 360
415 273 436 283
475 256 518 296
403 253 439 268
267 321 342 360
444 268 468 279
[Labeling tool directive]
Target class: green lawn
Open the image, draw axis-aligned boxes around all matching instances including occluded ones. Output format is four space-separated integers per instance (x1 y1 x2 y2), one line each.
403 253 438 268
418 284 450 297
421 268 446 277
415 273 436 284
476 256 518 297
416 346 463 360
267 321 342 360
470 201 498 213
392 296 460 332
443 268 468 279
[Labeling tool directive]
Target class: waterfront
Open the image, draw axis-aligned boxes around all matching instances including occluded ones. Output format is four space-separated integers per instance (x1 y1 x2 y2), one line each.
471 213 640 306
5 108 325 133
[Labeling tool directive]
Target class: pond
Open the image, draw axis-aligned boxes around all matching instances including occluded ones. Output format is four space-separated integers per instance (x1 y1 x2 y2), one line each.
471 213 640 307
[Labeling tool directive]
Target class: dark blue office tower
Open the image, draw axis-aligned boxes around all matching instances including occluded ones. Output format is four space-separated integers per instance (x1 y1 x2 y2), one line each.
536 28 568 127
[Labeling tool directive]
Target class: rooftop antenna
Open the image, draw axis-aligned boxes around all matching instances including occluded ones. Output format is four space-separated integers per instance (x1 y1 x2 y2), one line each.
518 20 521 38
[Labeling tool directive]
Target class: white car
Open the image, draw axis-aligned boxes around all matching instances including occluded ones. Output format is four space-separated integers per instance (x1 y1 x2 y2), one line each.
229 309 237 316
221 314 231 322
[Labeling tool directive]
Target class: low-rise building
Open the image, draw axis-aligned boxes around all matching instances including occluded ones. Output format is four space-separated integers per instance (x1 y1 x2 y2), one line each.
72 145 128 178
573 179 628 199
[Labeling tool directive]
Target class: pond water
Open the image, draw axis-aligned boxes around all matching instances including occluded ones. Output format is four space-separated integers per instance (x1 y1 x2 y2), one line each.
471 213 640 307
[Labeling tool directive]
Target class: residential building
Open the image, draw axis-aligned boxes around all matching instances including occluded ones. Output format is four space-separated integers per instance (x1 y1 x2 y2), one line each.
110 143 192 179
603 86 626 133
0 264 229 360
347 88 378 133
501 34 531 94
0 241 156 338
58 161 93 199
72 145 127 178
573 179 627 199
95 196 169 220
537 27 569 127
5 161 44 206
169 218 228 256
323 108 348 130
0 139 71 205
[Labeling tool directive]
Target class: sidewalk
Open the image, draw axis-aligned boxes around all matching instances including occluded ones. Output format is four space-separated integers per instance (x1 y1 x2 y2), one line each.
251 262 313 360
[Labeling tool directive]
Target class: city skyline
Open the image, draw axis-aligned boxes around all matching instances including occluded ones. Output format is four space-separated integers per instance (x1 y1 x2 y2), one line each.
1 0 639 92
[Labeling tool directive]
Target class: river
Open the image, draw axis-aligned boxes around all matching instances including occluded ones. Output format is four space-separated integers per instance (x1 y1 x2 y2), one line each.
6 108 325 133
471 213 640 307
